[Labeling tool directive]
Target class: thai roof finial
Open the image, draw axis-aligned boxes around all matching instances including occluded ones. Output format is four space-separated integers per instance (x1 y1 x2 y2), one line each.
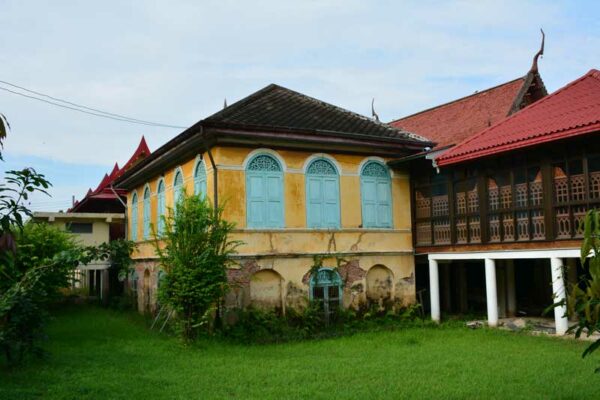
531 28 545 72
224 98 228 109
371 98 380 122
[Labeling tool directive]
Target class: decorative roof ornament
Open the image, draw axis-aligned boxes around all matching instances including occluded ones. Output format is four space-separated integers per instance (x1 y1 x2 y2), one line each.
224 98 228 109
531 28 545 73
371 98 380 122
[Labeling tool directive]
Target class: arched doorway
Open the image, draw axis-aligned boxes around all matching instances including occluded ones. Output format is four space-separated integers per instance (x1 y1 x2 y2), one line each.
366 265 394 301
250 269 284 310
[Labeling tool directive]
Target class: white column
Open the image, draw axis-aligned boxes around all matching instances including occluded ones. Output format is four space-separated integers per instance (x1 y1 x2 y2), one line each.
429 259 440 322
506 260 517 317
550 258 569 335
485 258 498 327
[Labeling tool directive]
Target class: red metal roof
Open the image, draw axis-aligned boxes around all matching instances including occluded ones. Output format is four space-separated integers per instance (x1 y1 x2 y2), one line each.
389 78 527 148
437 69 600 166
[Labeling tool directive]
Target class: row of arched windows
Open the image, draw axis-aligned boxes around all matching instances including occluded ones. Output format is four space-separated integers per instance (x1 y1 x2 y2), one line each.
130 153 393 240
130 159 207 240
245 152 393 229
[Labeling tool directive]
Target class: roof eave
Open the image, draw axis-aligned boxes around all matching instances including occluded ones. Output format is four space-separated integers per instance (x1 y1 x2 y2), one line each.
116 124 432 190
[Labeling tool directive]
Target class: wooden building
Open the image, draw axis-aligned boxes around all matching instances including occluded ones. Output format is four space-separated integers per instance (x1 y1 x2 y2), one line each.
396 69 600 334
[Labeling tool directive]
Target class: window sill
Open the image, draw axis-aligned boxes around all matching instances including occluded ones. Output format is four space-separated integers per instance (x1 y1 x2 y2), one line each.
232 228 409 233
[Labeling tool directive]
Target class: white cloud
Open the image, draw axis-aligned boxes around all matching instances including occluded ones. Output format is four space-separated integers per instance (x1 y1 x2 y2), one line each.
0 0 598 170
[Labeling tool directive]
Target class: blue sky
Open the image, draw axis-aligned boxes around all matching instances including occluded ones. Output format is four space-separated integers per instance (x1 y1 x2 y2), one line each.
0 1 598 211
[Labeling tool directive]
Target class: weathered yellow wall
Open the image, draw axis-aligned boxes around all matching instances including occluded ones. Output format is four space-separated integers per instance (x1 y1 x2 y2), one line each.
128 146 412 250
126 146 416 309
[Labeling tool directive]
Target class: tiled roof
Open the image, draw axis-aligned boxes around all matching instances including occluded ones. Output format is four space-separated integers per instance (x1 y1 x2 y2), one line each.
437 69 600 166
204 84 429 143
389 78 527 148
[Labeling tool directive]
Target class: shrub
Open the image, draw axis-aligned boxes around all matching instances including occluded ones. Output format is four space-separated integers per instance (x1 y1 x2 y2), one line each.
155 192 240 342
1 223 83 366
559 209 600 373
221 302 422 344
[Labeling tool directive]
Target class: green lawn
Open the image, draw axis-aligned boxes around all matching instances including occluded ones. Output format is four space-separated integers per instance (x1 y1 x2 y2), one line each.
1 306 599 399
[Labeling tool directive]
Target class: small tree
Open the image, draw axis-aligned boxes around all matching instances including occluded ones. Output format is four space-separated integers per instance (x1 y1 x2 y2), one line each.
559 209 600 373
155 192 240 341
1 223 83 365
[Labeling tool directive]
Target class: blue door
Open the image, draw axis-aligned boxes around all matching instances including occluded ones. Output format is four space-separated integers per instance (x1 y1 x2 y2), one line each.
360 161 392 228
157 180 165 234
246 154 284 228
306 159 340 228
194 159 207 198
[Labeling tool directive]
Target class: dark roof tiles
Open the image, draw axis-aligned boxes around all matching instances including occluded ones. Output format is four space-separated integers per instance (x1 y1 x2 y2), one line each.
205 84 429 143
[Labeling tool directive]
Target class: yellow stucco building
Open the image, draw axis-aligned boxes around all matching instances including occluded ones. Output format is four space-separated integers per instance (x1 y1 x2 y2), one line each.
115 84 431 314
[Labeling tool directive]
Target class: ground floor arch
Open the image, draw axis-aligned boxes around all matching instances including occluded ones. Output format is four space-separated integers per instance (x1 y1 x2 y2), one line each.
249 269 284 310
366 264 394 301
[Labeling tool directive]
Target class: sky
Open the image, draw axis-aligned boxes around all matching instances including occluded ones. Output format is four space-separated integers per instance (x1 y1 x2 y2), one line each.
0 1 598 212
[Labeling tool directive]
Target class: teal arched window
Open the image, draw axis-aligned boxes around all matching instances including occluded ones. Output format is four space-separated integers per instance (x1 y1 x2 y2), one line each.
246 154 284 228
173 170 184 208
130 269 139 292
360 161 393 228
309 268 342 319
157 270 166 289
306 158 340 228
143 186 151 239
157 179 166 235
131 192 138 241
194 159 207 198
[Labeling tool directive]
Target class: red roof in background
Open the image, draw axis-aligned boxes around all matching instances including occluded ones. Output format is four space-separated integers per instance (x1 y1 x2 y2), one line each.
437 69 600 166
116 136 150 178
390 78 526 148
69 136 151 212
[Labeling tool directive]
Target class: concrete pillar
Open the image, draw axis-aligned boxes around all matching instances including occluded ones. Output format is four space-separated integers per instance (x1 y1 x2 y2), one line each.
485 258 498 327
550 258 569 335
458 263 468 313
429 259 440 322
506 260 517 317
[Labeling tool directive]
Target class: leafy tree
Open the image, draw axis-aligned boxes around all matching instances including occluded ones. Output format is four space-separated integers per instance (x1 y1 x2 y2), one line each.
0 223 84 365
0 118 83 366
558 209 600 373
155 192 240 341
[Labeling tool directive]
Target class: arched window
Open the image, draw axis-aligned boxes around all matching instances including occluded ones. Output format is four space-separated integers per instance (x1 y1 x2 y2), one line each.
143 186 151 239
157 179 166 235
306 158 340 228
360 161 392 228
194 159 207 198
173 169 184 208
246 154 284 228
157 270 167 289
131 192 138 241
130 269 139 292
309 268 342 319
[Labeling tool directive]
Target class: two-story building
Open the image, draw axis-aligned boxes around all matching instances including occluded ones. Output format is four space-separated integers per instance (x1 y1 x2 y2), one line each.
114 84 432 314
396 68 600 335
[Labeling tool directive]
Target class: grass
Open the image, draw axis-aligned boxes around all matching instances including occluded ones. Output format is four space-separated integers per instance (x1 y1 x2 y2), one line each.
1 306 599 399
